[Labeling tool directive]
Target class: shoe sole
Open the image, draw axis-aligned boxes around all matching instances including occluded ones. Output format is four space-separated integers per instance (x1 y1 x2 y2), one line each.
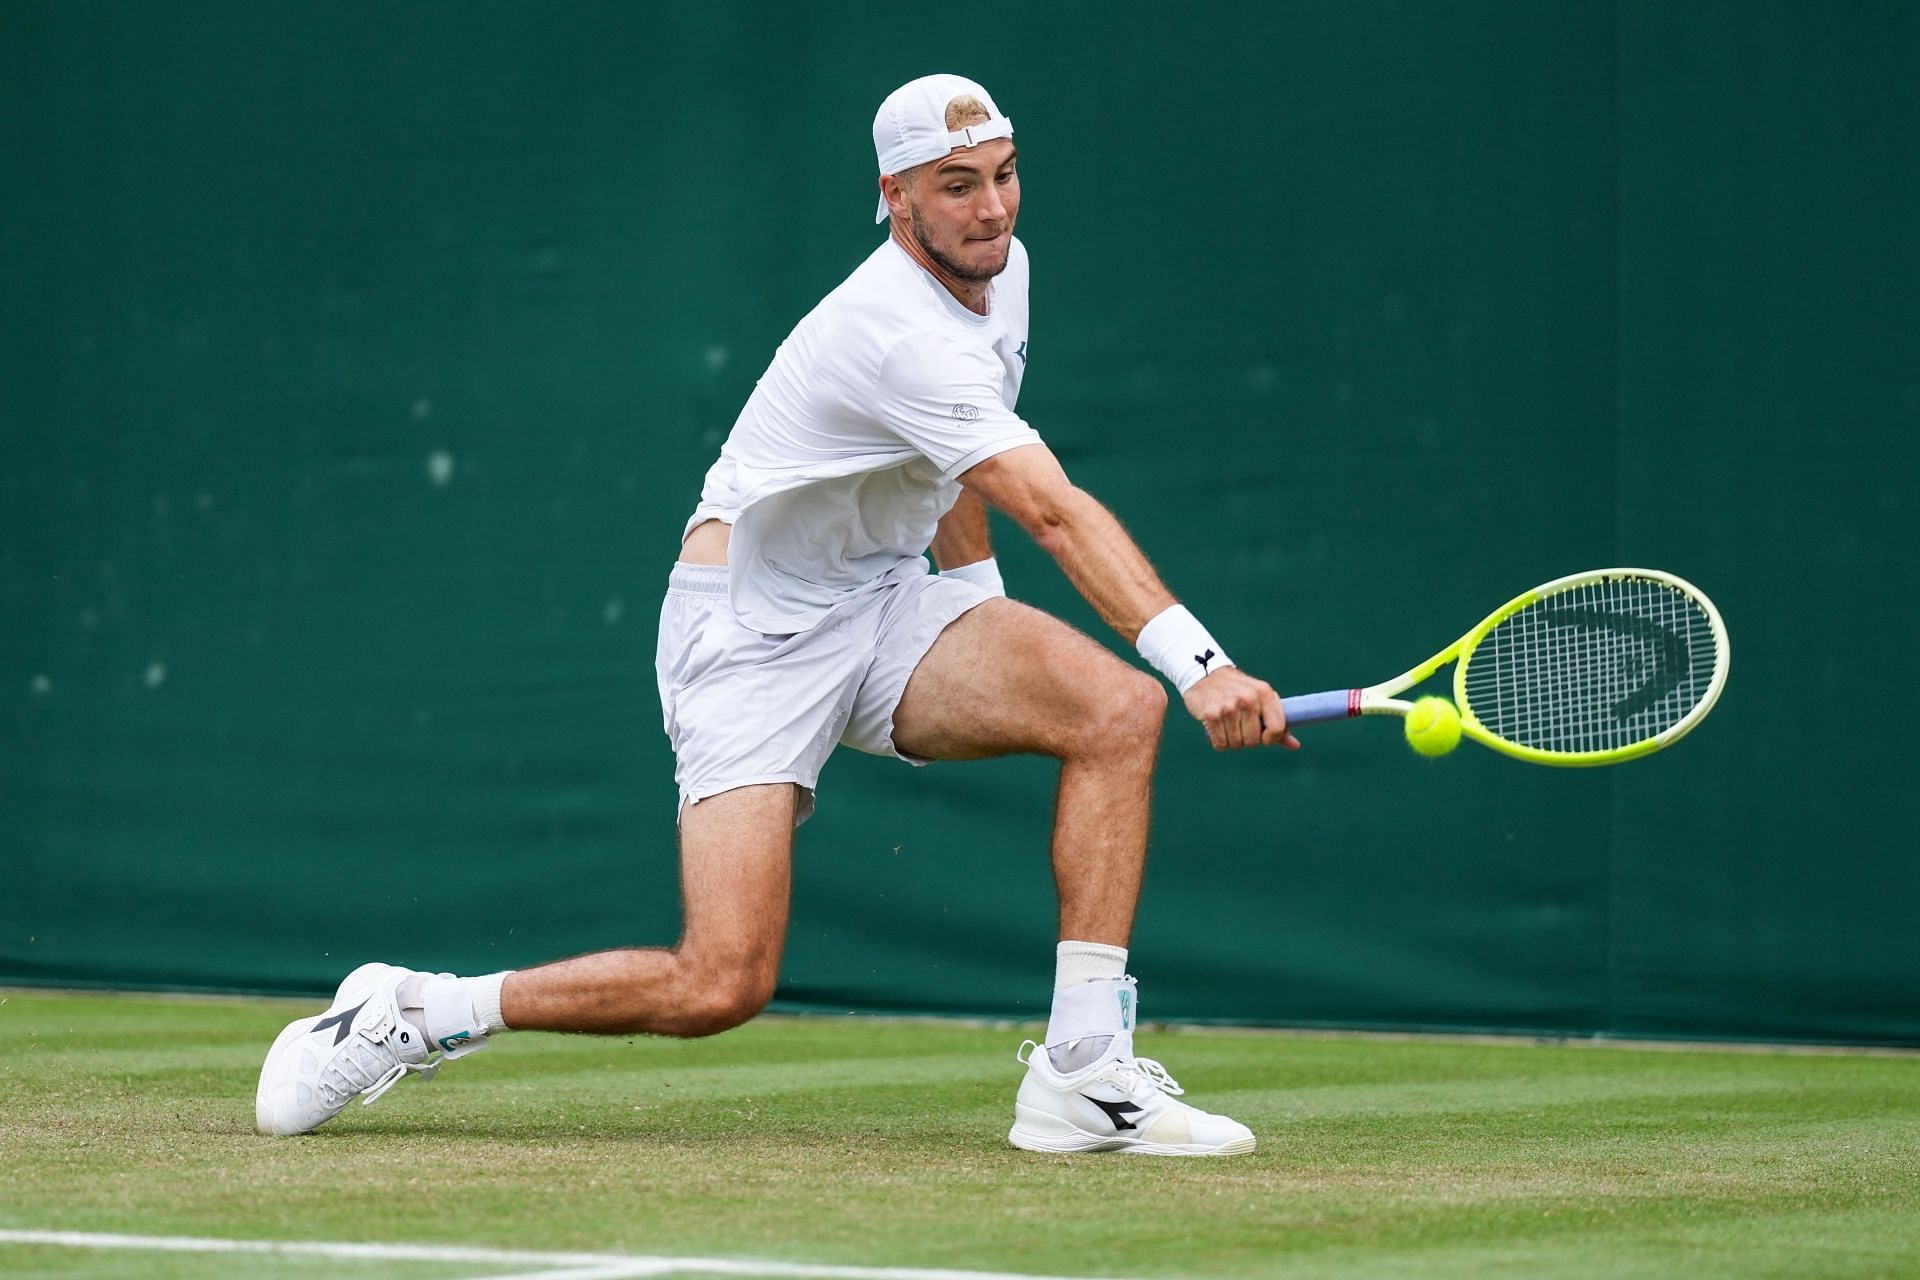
1007 1124 1256 1156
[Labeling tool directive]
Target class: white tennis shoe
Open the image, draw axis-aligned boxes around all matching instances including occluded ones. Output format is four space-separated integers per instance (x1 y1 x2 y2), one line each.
1008 1040 1256 1156
254 961 439 1136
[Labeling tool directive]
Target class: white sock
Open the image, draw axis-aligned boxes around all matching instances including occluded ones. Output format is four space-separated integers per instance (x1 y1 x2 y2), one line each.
1054 940 1127 991
1046 942 1130 1073
405 971 513 1057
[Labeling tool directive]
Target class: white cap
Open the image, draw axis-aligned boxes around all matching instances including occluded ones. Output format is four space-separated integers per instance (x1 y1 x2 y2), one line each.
871 73 1014 223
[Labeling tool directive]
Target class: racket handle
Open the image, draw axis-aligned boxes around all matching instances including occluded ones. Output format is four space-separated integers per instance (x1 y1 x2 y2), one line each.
1280 689 1360 726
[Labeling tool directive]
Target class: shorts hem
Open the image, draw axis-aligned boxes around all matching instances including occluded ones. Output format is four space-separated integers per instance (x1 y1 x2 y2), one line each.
871 588 998 765
679 774 817 827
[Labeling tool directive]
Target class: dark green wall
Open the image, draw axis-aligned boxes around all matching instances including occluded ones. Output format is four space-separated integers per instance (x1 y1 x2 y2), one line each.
4 2 1915 1044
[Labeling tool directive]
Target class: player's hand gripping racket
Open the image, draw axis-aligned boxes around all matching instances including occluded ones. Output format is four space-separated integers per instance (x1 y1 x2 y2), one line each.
1280 568 1730 765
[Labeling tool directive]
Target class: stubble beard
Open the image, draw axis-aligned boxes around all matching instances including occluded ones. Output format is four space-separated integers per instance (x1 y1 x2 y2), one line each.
909 203 1010 284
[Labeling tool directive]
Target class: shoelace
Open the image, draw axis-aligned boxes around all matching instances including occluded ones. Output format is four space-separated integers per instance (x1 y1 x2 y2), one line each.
1103 1055 1184 1098
1015 1039 1185 1097
316 1035 440 1110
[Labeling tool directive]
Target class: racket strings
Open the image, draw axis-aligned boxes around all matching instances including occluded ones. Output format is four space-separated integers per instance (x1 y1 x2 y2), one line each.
1461 577 1717 755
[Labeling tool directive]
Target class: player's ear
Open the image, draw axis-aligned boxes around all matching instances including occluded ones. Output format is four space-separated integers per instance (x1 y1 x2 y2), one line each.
879 172 911 222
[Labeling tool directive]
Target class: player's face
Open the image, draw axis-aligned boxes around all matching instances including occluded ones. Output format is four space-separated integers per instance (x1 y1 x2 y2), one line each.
907 141 1019 283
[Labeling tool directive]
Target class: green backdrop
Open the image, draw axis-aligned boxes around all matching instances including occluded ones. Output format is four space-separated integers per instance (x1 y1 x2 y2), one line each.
4 2 1915 1045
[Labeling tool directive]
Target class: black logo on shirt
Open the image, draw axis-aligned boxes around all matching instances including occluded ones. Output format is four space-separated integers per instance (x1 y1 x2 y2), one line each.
1014 340 1029 365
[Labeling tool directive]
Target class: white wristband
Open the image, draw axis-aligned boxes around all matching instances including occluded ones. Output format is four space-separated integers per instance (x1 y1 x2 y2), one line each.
1135 604 1233 693
940 556 1006 597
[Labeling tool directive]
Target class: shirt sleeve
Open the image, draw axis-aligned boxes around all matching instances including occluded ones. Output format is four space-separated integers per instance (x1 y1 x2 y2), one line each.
875 330 1043 480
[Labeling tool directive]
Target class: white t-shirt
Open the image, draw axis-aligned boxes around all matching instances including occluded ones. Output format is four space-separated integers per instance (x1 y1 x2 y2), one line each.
687 235 1039 633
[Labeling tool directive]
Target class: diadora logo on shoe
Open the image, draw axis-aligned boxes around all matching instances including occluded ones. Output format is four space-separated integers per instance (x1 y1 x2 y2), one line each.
1081 1094 1145 1132
313 1000 368 1047
437 1030 473 1053
1118 989 1134 1031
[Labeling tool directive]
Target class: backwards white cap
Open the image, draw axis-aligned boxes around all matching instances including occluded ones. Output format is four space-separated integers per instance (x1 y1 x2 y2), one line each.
871 73 1014 224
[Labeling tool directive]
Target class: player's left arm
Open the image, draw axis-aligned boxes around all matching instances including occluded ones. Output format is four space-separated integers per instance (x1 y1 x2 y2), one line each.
929 487 993 571
929 487 1007 596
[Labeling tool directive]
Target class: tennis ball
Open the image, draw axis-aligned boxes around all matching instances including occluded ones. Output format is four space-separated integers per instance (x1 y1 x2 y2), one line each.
1404 696 1462 758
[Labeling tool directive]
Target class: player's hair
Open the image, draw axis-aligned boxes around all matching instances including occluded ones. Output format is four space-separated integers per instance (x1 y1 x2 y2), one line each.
943 95 990 130
888 96 997 210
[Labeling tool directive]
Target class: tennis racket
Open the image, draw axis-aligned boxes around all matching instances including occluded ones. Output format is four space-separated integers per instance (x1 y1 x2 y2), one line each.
1280 568 1730 766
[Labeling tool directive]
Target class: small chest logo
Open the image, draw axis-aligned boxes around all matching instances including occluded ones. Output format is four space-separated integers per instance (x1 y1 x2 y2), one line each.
951 403 980 421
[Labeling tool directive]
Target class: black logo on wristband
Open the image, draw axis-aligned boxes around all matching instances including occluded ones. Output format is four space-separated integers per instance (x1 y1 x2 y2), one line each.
1194 648 1217 674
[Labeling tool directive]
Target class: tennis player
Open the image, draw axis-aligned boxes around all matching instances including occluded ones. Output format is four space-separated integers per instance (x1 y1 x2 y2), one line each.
257 74 1295 1155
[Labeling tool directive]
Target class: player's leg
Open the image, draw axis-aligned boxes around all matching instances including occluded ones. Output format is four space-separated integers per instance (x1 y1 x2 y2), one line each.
881 591 1254 1156
887 596 1164 947
498 782 796 1036
255 783 798 1135
257 565 847 1137
496 560 835 1037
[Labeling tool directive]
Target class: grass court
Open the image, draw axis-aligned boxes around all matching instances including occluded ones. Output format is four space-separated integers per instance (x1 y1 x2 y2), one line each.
2 989 1915 1279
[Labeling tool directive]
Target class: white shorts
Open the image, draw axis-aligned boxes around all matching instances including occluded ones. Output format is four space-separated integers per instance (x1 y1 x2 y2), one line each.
655 561 994 824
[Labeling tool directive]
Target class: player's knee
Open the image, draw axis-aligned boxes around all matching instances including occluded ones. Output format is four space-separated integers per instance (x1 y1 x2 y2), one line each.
1086 666 1166 756
674 966 776 1037
1127 667 1169 726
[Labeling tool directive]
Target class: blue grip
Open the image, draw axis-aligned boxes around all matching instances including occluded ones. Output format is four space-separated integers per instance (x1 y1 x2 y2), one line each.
1281 689 1358 726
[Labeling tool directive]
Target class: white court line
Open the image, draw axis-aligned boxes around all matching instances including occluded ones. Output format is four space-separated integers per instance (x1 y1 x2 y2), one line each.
0 1230 1148 1280
483 1266 688 1280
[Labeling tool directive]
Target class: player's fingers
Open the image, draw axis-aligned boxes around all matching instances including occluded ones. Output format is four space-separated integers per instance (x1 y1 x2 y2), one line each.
1202 715 1226 751
1228 696 1260 750
1258 688 1290 747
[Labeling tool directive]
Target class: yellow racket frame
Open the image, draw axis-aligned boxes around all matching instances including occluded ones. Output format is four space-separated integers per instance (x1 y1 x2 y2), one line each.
1338 568 1730 766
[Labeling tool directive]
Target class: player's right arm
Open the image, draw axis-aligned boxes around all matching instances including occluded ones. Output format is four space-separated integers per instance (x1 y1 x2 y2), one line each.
959 443 1298 751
